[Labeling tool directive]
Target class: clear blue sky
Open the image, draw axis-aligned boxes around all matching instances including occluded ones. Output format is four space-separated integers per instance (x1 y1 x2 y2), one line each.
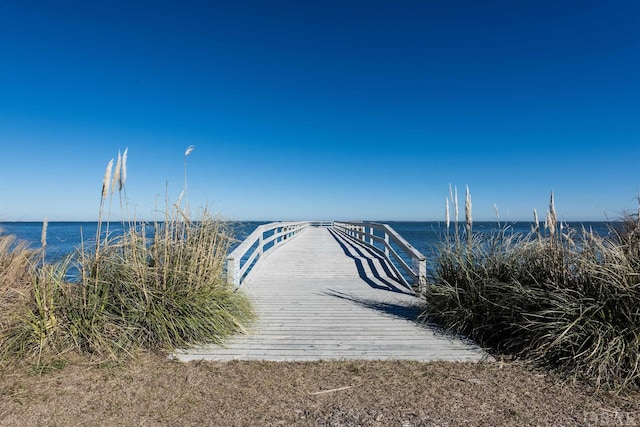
1 1 638 222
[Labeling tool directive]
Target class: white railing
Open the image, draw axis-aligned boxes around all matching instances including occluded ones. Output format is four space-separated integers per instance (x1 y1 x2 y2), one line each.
309 220 334 227
227 221 310 288
332 221 426 290
228 220 426 292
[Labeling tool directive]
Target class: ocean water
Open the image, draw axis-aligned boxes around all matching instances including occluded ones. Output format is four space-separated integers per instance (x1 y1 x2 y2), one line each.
0 221 270 264
384 220 615 258
0 220 617 266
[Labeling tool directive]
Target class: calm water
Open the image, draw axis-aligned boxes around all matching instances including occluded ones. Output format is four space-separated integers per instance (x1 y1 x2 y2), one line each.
0 220 617 265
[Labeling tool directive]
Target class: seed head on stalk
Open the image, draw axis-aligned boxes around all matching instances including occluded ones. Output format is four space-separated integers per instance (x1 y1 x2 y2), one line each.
547 191 557 239
180 145 195 215
465 185 472 247
97 159 114 251
41 217 48 249
533 208 541 241
120 147 128 191
101 159 113 200
111 152 122 196
41 217 48 265
445 198 450 230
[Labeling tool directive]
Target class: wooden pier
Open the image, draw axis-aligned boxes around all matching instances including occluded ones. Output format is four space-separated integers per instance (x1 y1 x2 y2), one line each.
175 222 489 362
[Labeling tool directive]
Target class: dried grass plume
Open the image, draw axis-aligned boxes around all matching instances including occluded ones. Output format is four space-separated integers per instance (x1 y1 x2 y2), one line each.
120 147 128 191
111 151 122 196
101 159 114 199
41 217 48 249
445 199 450 229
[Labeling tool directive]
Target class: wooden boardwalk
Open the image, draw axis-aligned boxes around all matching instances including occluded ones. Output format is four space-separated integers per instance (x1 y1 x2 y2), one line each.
175 226 489 362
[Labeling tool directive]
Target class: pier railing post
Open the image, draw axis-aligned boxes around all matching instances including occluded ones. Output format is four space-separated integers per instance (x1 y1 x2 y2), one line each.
227 256 240 288
413 257 426 290
227 221 312 289
384 233 389 257
259 230 265 255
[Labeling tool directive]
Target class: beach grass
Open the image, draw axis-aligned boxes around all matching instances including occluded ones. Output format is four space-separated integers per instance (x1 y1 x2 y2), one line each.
0 231 43 359
421 189 640 392
0 149 254 364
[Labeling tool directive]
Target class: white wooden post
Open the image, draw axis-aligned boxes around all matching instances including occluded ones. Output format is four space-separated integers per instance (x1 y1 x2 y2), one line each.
259 230 264 255
384 233 389 257
227 256 240 287
413 257 427 289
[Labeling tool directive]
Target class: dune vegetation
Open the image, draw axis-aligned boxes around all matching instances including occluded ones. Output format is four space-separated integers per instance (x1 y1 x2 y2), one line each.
2 155 638 397
0 148 254 365
422 186 640 392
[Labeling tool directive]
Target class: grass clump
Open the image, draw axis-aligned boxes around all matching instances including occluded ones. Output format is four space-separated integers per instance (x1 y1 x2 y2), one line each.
0 148 254 364
422 188 640 392
0 231 39 319
66 210 254 358
0 231 44 357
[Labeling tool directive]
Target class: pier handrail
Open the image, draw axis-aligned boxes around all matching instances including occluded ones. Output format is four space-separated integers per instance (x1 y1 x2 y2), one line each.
227 221 310 288
309 220 334 227
332 221 426 290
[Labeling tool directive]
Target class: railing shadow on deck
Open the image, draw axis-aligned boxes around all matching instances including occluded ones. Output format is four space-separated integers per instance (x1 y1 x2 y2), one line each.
328 228 413 295
332 221 427 292
322 289 423 323
227 220 428 292
321 289 491 350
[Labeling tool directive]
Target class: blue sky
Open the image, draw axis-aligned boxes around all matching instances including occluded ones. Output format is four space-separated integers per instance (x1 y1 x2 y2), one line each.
1 1 638 222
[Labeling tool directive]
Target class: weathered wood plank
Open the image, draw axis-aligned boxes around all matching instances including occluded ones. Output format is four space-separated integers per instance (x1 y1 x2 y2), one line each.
175 227 489 362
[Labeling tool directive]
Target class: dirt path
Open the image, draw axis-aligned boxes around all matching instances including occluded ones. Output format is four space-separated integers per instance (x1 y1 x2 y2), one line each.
1 354 638 426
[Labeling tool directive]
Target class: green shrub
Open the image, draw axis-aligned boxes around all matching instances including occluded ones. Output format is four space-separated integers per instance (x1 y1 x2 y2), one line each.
1 148 254 363
0 261 70 361
0 231 39 330
422 190 640 391
63 210 254 358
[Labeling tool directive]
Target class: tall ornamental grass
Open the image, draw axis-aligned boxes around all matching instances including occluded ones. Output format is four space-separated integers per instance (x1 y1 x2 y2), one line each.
0 148 254 363
0 231 41 348
422 188 640 392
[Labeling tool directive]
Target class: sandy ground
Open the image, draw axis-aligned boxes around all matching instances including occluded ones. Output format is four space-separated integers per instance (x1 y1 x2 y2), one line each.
1 353 638 426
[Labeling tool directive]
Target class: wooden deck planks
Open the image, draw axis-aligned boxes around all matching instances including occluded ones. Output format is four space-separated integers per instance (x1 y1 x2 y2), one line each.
175 226 489 362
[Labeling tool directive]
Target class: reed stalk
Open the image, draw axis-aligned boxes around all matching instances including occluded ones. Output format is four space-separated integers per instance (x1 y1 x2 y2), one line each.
97 159 113 253
546 191 557 241
448 184 460 245
105 152 122 240
445 199 450 230
533 208 541 241
465 185 472 248
179 145 195 215
119 147 128 221
40 218 48 266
